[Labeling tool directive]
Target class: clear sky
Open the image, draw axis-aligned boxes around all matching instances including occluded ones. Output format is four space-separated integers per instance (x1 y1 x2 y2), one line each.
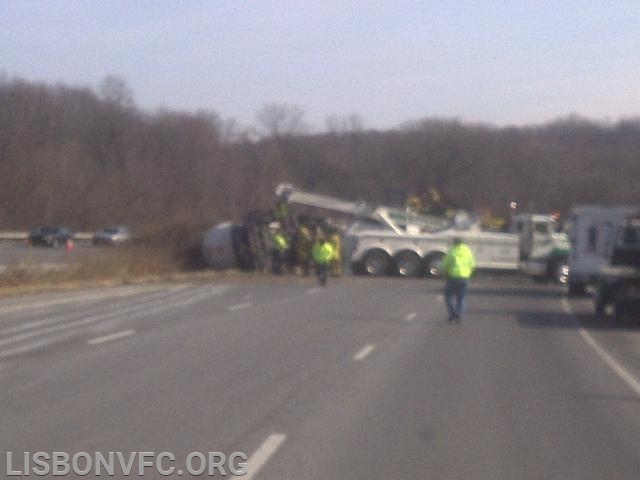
2 0 639 131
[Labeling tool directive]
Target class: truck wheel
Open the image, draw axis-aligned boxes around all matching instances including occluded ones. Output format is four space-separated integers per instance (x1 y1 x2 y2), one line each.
395 251 422 277
550 259 569 285
425 252 445 278
363 250 391 276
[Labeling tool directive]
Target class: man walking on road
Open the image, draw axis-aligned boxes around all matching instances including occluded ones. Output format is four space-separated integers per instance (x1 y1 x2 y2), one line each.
270 225 289 275
441 237 476 322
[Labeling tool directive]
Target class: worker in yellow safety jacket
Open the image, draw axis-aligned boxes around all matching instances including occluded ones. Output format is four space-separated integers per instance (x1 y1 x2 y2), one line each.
312 236 335 286
271 229 289 275
294 223 313 276
440 237 476 322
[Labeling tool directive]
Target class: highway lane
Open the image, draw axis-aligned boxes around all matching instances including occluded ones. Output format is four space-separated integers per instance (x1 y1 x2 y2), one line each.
0 275 639 479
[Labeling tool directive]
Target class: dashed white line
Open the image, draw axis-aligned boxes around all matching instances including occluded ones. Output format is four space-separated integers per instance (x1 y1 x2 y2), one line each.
404 312 417 322
242 433 287 480
228 302 253 312
87 329 136 346
562 298 640 398
305 287 323 295
353 343 376 361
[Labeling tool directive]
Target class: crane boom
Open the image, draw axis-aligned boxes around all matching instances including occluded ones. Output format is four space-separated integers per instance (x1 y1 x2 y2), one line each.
275 183 453 234
275 183 375 219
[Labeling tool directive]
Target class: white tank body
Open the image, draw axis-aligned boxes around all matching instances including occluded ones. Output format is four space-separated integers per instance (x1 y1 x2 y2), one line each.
202 222 238 269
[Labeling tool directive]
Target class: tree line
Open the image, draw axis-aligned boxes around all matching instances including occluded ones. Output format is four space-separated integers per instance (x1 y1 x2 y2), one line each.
1 74 639 231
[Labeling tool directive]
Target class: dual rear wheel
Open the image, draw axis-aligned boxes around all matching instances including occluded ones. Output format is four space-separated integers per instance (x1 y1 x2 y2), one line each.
361 250 445 278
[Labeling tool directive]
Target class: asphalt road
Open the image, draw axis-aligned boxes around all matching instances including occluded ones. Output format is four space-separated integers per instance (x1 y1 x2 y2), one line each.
0 275 639 479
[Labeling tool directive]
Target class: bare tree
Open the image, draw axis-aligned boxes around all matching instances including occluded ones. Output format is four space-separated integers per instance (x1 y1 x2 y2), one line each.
99 74 134 107
255 103 307 138
325 113 364 133
2 75 640 230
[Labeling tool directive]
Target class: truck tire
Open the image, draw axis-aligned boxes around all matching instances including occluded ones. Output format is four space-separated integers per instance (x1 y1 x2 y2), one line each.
425 252 445 278
363 249 391 276
549 258 569 285
395 251 422 277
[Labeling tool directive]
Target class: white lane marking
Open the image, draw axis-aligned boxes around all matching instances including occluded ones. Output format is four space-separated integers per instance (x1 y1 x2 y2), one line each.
228 302 253 312
0 286 227 348
243 293 253 301
353 343 376 361
0 284 172 315
243 434 287 480
87 329 136 346
0 331 78 358
0 284 192 336
305 287 323 295
562 298 640 397
404 312 417 322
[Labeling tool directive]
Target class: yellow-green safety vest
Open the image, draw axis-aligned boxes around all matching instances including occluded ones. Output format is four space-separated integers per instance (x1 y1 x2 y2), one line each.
441 243 476 279
312 241 334 265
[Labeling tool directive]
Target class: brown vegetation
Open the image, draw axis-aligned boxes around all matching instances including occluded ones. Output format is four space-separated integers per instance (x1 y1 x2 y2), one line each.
1 74 639 235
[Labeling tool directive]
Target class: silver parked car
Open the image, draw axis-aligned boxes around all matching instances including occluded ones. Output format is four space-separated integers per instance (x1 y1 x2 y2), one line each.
92 226 132 246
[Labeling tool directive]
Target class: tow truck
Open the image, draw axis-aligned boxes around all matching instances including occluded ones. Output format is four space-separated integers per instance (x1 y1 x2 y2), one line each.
203 184 570 283
273 183 520 277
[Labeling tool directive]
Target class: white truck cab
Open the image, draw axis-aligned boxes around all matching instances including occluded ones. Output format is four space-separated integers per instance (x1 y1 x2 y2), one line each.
510 213 570 284
567 205 640 295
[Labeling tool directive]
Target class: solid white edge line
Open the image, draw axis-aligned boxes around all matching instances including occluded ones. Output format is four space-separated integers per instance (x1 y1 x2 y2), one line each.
0 286 222 347
0 284 177 315
0 331 78 358
353 343 376 361
228 302 253 311
561 297 640 397
87 329 136 346
241 433 287 480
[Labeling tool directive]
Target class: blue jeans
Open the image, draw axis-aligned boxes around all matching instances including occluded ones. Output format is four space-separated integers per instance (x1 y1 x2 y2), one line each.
445 278 468 319
315 263 328 286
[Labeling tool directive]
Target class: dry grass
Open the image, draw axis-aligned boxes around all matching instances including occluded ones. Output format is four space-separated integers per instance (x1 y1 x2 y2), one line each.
0 221 218 292
0 246 177 288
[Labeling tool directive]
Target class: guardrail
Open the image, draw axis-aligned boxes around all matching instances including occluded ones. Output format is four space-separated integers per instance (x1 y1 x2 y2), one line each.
0 232 94 241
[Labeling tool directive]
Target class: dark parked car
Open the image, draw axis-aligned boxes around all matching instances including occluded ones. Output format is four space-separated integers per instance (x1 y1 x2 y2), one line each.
28 226 75 247
92 226 132 246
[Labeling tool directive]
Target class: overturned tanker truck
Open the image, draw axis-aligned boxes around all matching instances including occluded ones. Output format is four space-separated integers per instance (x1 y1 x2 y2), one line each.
203 183 523 278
